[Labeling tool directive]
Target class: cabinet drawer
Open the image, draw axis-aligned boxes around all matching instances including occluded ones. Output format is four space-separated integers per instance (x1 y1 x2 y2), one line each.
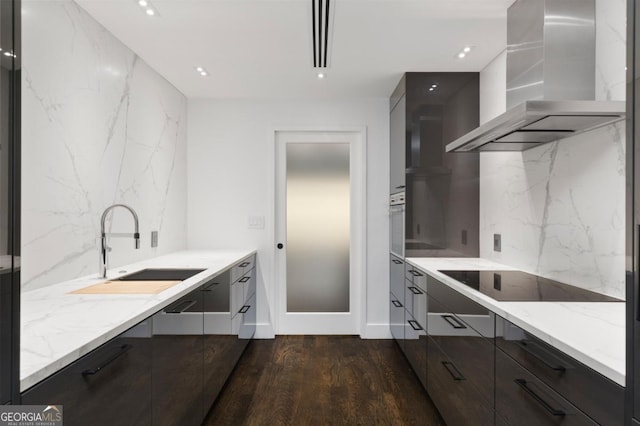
389 293 405 346
390 255 405 300
427 293 494 407
496 316 623 425
406 265 426 290
22 322 152 426
230 255 256 283
496 349 595 425
232 293 256 340
404 310 427 389
231 270 254 318
404 278 426 328
427 336 494 426
427 276 493 337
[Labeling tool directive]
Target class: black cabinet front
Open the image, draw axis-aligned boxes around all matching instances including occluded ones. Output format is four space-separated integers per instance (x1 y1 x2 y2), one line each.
496 316 623 425
427 336 494 425
22 321 152 426
152 286 204 426
389 292 404 348
495 349 594 425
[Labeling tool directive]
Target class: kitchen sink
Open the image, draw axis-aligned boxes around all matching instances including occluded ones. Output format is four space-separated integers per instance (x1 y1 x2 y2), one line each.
116 268 206 281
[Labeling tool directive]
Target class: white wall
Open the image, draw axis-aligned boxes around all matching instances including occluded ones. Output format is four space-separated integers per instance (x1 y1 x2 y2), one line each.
479 0 626 298
187 99 389 338
22 0 188 291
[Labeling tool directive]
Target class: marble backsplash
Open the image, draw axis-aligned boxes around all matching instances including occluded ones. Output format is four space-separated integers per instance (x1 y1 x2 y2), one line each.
21 1 188 291
479 0 626 298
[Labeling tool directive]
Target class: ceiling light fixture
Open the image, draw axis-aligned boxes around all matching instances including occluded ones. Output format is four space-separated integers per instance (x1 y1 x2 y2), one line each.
195 66 209 77
457 46 473 59
135 0 157 17
317 72 325 79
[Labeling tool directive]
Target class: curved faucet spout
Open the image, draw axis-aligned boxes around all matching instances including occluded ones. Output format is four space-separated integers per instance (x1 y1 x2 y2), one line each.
100 204 140 278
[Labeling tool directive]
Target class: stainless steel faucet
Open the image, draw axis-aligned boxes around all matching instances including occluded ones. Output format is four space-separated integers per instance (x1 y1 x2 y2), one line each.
100 204 140 278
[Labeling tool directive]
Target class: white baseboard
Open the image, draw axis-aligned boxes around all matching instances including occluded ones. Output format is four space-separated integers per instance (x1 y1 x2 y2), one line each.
252 322 392 339
361 323 392 339
254 322 276 339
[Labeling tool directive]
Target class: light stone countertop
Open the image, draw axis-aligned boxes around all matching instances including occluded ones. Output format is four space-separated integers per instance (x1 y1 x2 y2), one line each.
406 257 626 387
20 249 256 392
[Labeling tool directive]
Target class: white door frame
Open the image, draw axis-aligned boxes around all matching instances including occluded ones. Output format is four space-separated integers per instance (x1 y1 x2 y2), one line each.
270 127 367 335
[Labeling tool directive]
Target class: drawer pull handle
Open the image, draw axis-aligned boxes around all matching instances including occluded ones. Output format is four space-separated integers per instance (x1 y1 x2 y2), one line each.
410 270 424 277
239 262 250 267
201 282 219 291
392 300 403 308
82 344 132 376
392 259 403 265
407 319 423 331
519 340 568 372
441 314 466 329
239 276 251 283
239 305 250 314
442 361 465 381
514 379 566 417
408 286 424 295
165 300 197 313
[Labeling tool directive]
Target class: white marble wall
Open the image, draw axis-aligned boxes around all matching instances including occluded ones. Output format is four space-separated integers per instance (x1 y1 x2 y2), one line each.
479 0 626 299
22 0 188 291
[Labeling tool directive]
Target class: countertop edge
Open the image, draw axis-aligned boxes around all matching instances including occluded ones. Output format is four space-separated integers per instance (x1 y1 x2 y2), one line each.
20 249 257 391
405 257 626 387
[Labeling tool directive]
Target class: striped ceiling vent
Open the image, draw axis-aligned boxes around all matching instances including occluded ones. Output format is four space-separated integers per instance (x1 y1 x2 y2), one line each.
311 0 333 68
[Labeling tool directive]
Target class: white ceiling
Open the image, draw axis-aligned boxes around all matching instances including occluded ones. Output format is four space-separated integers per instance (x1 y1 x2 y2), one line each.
75 0 514 99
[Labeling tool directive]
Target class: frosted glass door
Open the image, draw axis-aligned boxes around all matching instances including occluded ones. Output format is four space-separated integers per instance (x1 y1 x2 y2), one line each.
286 143 350 312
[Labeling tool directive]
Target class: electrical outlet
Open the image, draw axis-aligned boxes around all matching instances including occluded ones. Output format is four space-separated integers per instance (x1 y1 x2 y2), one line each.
151 231 158 248
461 229 467 245
493 234 501 252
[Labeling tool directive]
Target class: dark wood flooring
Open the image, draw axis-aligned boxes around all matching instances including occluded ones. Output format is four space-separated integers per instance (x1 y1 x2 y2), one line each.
205 336 444 426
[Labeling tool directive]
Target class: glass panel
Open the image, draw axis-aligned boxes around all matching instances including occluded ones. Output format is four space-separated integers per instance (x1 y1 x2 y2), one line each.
286 143 350 313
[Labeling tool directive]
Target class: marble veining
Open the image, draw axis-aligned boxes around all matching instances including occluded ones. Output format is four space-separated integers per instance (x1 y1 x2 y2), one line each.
479 0 627 298
22 0 188 291
20 250 256 391
407 257 625 387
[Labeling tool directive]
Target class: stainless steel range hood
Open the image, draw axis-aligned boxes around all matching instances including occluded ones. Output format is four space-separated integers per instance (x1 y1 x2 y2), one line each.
446 0 625 153
445 100 624 152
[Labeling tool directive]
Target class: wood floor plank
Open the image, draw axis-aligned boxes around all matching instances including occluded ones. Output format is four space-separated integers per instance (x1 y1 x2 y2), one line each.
205 336 445 426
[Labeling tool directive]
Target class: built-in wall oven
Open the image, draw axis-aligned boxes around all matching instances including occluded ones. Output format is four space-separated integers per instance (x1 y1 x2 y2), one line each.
390 192 405 258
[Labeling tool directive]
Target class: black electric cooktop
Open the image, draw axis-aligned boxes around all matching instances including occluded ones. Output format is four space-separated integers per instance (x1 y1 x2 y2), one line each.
438 270 623 302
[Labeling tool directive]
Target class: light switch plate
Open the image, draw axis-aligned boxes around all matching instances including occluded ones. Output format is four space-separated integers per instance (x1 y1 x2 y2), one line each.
493 234 501 252
248 215 265 230
151 231 158 248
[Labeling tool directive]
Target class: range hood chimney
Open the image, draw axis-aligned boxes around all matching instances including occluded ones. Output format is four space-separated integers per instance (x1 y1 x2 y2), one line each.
446 0 624 153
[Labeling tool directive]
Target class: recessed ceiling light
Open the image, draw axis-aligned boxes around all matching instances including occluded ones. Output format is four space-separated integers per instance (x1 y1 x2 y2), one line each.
195 66 209 77
431 84 438 88
457 46 474 59
136 0 158 17
317 73 325 79
428 87 435 92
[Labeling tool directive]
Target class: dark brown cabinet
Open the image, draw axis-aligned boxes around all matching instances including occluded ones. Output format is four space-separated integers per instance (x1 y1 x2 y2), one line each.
22 320 153 426
389 73 480 258
495 349 595 425
425 274 495 424
495 316 623 425
22 255 257 425
151 285 204 426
